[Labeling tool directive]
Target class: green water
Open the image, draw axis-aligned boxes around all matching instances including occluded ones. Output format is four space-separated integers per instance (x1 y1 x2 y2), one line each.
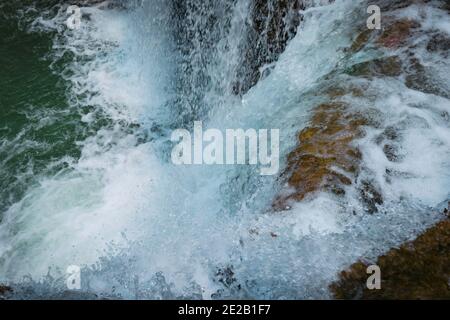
0 1 84 214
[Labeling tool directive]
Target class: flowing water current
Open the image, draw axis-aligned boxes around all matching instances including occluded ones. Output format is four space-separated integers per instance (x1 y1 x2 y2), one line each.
0 0 449 299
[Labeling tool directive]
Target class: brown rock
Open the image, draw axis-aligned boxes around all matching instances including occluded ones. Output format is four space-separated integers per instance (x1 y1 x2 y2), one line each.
378 19 420 48
350 29 374 53
330 215 450 299
274 100 370 208
405 58 450 98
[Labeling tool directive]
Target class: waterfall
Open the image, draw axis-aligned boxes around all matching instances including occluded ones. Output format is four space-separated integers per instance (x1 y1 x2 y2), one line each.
0 0 449 299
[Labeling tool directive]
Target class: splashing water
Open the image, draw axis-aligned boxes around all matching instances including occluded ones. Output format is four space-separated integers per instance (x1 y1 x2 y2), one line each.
0 0 449 299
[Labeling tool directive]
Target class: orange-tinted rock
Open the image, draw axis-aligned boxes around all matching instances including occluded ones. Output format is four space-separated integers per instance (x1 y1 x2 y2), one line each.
330 213 450 299
274 100 369 208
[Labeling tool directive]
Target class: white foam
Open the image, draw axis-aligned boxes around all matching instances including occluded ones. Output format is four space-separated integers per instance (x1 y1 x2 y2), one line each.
1 0 449 299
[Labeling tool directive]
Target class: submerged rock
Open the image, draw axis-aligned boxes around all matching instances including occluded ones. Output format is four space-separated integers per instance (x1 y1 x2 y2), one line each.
378 19 420 49
376 126 403 163
359 180 384 214
0 285 12 300
345 56 403 78
212 265 243 299
349 29 374 53
377 0 415 11
426 33 450 54
274 100 370 208
330 209 450 299
404 57 450 99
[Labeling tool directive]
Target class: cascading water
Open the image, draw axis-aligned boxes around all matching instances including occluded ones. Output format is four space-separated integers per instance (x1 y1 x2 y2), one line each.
0 0 449 299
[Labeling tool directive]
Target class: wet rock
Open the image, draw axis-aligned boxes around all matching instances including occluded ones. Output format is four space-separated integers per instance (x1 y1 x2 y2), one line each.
376 126 402 162
0 285 13 300
274 101 369 208
212 265 242 299
216 266 238 288
377 0 415 11
359 180 383 214
426 33 450 55
330 214 450 299
405 58 450 98
438 0 450 12
345 56 403 78
384 168 416 183
378 19 420 49
273 6 443 215
233 0 304 95
383 144 400 162
377 0 437 12
377 126 400 143
350 29 374 53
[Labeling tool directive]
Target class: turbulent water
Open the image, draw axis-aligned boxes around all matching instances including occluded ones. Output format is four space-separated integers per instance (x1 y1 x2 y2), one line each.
0 0 449 299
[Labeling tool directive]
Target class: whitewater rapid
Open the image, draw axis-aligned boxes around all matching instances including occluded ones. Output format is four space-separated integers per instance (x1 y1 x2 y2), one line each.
0 0 449 299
